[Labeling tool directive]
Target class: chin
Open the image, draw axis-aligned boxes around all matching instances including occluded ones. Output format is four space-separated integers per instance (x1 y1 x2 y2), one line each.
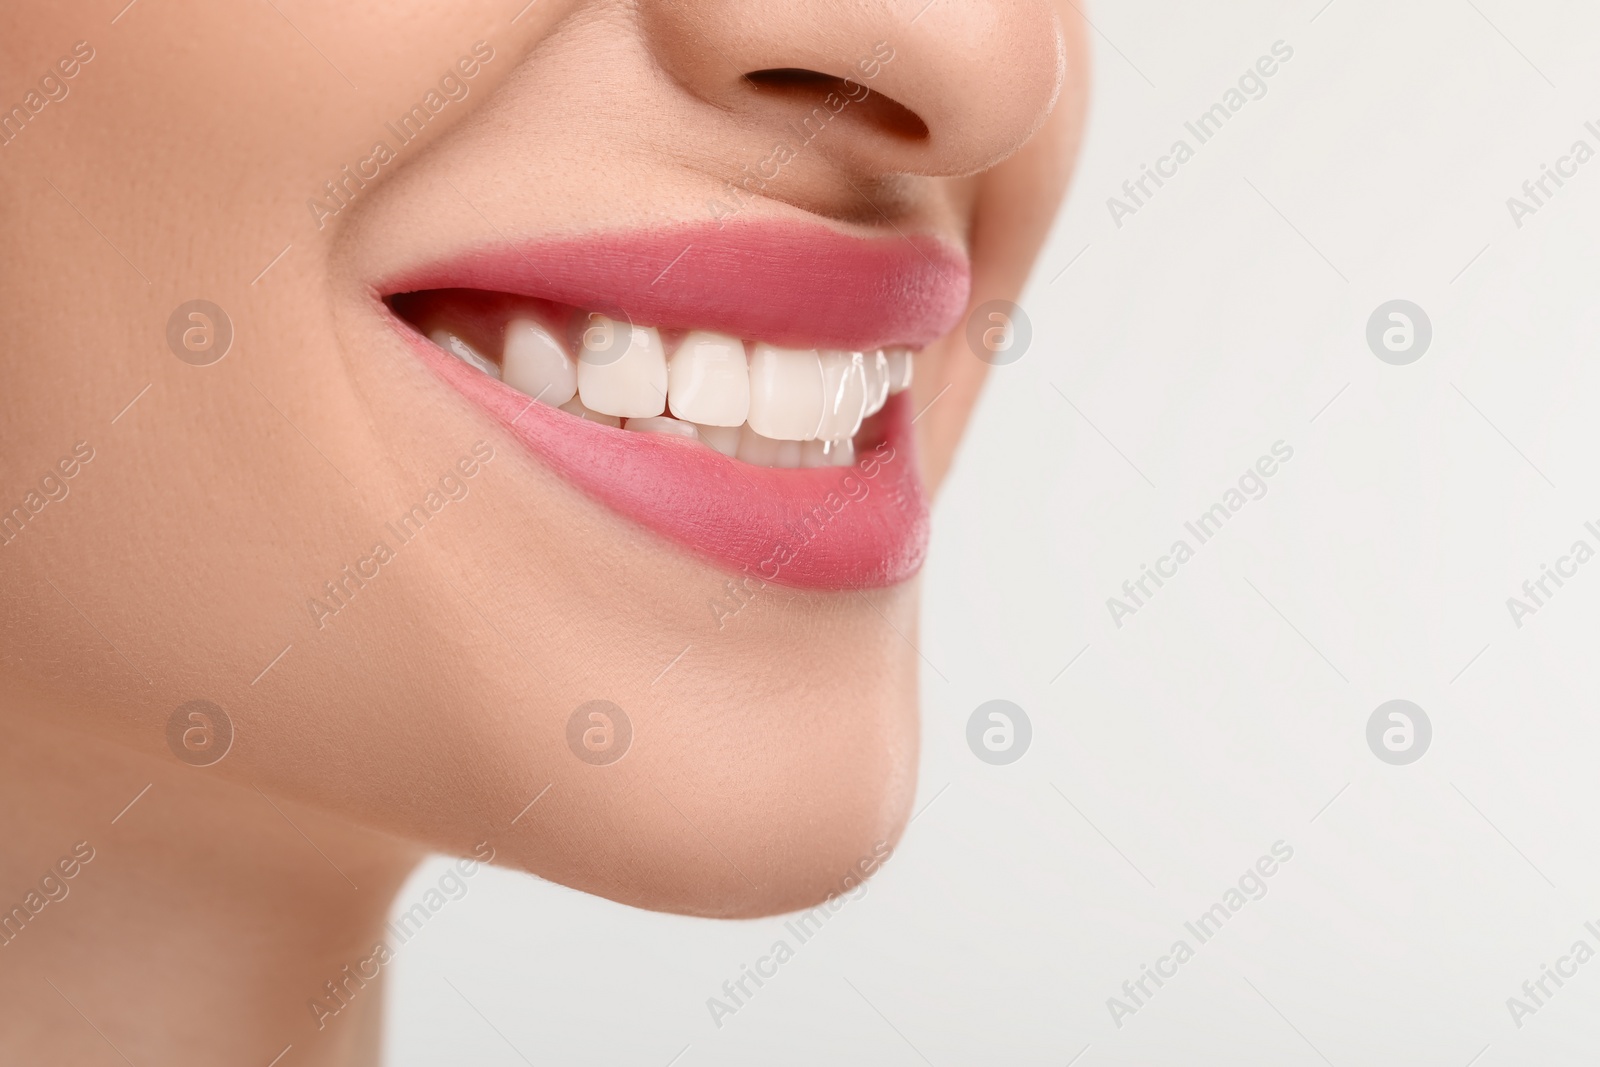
502 680 918 920
438 578 924 920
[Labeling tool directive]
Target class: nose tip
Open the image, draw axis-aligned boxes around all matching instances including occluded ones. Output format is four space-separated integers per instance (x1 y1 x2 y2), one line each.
639 0 1068 178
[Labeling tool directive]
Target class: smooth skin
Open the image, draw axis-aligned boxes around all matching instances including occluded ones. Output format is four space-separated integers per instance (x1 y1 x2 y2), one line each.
0 1 1086 1062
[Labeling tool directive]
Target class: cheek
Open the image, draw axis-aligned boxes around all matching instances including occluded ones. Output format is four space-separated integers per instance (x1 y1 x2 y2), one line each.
0 0 515 731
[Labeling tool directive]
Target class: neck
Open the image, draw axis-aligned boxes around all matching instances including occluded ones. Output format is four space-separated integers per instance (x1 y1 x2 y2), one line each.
0 715 420 1066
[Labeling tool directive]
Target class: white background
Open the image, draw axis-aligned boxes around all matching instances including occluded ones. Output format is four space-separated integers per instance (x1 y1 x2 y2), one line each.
388 2 1600 1063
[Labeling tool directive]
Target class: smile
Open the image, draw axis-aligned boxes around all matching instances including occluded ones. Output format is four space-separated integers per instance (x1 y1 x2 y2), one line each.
381 221 970 589
393 287 916 467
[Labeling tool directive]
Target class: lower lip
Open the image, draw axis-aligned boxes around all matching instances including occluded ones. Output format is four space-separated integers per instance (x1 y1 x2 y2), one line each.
396 325 929 590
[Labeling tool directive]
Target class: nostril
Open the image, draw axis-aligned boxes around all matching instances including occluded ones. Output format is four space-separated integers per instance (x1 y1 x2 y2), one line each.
744 68 930 142
744 68 834 90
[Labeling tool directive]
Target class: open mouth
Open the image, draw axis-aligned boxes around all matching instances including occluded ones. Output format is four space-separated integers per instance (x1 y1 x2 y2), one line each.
389 288 915 468
380 221 970 589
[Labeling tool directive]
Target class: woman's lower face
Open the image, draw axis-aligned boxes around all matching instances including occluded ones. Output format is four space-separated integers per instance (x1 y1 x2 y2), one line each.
0 0 1082 933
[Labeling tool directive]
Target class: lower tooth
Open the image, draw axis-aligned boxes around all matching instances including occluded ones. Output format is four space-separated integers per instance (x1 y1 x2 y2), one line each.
695 423 741 457
800 439 856 468
558 397 622 428
738 426 802 468
430 329 500 379
624 416 700 441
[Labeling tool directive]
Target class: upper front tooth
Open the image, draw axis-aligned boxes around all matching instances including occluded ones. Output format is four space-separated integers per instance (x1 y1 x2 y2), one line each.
885 347 913 394
430 329 500 379
862 349 890 417
578 315 667 418
667 331 749 427
502 317 575 406
746 343 823 441
817 350 867 440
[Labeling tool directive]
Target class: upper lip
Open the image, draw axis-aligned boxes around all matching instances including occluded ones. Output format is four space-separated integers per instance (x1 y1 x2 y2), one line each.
377 219 971 351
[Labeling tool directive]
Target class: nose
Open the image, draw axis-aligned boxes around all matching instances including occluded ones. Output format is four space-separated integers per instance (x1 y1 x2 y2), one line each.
638 0 1067 178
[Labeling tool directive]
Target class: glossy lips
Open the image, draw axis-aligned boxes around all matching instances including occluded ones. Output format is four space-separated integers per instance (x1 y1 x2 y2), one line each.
383 222 971 589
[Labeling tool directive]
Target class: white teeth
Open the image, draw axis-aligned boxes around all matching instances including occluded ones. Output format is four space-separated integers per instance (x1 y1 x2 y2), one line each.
558 396 622 428
427 306 904 469
862 349 890 417
430 329 500 379
817 350 867 440
747 343 824 441
624 415 700 441
578 316 667 418
738 426 802 468
667 331 750 427
695 423 742 457
502 317 576 406
885 347 913 394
